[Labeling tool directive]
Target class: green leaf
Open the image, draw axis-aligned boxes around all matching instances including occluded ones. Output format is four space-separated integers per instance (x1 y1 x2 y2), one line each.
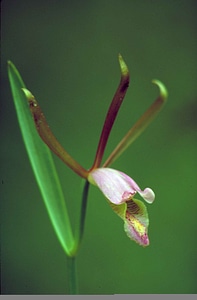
8 61 74 256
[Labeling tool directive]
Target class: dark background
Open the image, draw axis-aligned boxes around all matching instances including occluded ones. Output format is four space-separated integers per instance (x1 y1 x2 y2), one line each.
1 0 197 294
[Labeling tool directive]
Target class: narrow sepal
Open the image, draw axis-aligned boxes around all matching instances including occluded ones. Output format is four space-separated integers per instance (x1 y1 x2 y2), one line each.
90 55 130 170
22 88 88 179
103 80 168 167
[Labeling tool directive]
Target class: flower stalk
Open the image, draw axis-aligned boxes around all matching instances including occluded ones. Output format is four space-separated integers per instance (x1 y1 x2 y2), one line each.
70 180 90 257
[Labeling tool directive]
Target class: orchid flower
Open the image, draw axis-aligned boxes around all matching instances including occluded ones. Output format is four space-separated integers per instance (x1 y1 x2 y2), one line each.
88 167 154 246
21 55 167 247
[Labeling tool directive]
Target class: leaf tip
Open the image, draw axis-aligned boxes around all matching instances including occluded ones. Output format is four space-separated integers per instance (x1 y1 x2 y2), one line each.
7 60 14 71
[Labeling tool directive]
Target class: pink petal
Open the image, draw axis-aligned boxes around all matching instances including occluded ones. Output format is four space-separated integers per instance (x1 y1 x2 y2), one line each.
88 168 155 205
119 171 155 203
88 168 136 204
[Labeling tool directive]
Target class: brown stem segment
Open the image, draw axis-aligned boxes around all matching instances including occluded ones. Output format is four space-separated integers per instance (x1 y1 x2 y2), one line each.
90 54 130 171
22 89 88 179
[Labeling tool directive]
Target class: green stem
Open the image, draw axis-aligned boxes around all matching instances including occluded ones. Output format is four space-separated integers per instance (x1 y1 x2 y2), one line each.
72 180 90 256
67 180 90 294
77 180 90 245
67 256 78 294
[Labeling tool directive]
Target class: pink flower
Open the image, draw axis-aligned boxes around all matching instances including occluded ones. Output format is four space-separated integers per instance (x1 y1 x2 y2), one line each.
88 168 155 246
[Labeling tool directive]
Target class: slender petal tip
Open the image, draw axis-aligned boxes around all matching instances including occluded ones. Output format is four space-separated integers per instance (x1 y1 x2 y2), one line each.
118 54 129 77
152 79 168 100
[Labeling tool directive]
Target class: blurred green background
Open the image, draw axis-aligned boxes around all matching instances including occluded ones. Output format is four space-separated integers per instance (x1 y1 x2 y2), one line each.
1 0 197 295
